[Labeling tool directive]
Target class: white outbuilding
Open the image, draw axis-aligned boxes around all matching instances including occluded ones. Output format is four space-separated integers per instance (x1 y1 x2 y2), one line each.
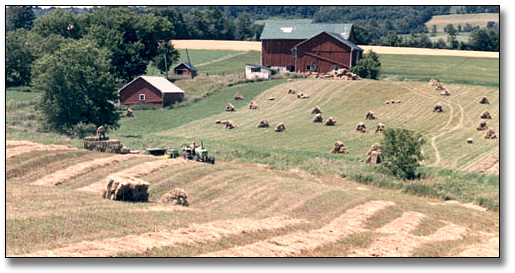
245 63 275 80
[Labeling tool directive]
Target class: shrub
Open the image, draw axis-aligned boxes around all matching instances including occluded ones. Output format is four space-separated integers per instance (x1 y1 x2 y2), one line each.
352 50 381 79
65 122 98 139
381 128 425 180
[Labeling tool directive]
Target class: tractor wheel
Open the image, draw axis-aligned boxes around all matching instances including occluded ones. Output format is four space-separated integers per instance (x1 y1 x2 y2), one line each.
210 156 215 165
182 152 187 159
195 154 200 161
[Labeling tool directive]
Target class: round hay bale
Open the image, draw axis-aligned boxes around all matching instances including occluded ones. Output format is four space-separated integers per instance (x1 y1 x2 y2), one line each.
310 105 322 114
256 119 270 128
324 116 337 126
312 113 323 123
160 188 189 206
467 137 474 144
234 93 244 100
275 122 286 132
225 103 236 112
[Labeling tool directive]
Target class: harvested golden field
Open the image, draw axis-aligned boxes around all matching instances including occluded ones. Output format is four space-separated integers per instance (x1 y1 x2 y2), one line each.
6 143 498 257
172 39 498 58
426 13 499 32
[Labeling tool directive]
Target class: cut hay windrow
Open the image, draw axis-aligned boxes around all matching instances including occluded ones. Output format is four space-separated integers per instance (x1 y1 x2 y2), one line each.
77 158 187 194
455 237 499 257
6 140 40 147
32 154 142 186
6 143 76 159
349 212 468 257
17 216 305 257
200 200 395 257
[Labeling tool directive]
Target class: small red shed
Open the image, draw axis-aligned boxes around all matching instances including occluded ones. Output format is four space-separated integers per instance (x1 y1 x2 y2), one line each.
118 76 184 108
173 62 197 78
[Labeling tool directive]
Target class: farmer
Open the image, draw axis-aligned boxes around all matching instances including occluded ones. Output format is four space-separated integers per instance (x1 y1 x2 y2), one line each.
97 126 106 140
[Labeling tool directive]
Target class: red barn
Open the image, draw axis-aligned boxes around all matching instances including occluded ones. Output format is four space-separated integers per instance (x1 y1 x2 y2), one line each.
118 76 184 108
260 23 363 73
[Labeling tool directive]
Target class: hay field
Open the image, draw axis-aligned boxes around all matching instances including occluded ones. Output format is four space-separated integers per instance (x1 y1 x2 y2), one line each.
172 39 498 58
426 13 499 32
6 142 498 257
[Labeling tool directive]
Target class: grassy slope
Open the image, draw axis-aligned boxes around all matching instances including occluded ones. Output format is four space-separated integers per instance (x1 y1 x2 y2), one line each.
425 13 499 32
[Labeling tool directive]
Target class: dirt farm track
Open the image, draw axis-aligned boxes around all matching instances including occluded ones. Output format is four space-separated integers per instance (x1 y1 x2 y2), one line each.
172 40 499 58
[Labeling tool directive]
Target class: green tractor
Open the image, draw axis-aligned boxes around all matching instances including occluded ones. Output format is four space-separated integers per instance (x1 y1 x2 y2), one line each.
182 141 215 164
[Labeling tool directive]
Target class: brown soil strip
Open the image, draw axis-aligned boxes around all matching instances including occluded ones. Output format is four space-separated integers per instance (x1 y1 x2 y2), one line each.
428 201 487 212
6 143 75 159
77 158 188 193
199 200 395 257
16 216 306 257
32 154 143 186
349 213 468 257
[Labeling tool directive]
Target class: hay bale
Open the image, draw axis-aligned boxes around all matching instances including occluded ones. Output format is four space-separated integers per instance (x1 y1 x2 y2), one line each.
385 100 391 105
480 110 492 119
215 120 222 124
324 116 337 126
365 110 376 120
330 140 348 153
256 119 270 128
275 122 286 132
287 78 293 82
249 101 259 110
224 120 236 129
160 188 189 206
375 123 385 133
288 88 296 95
365 143 382 164
476 121 488 131
297 92 309 99
483 129 497 139
355 122 367 133
102 176 149 202
467 137 474 144
435 82 445 91
312 113 323 123
428 78 438 87
310 105 322 114
234 93 244 100
479 96 490 104
440 89 451 96
268 96 276 101
125 108 134 117
395 100 402 104
433 103 443 113
225 103 236 112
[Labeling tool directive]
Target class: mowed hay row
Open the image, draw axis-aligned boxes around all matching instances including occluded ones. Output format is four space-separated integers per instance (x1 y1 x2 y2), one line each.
6 140 40 147
17 216 306 257
199 201 395 257
6 142 76 159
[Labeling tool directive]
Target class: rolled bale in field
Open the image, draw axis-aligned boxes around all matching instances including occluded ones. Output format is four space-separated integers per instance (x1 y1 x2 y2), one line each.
330 141 348 154
275 122 286 132
160 188 189 206
433 103 443 113
256 119 270 128
476 121 488 131
467 137 474 144
324 116 337 126
288 88 296 95
480 110 492 119
224 120 236 129
440 89 451 96
375 123 385 133
312 113 323 123
365 142 382 164
215 120 222 124
479 96 490 104
355 122 367 133
249 101 259 110
225 103 236 112
435 82 445 91
297 92 309 99
234 93 244 100
396 99 402 104
268 96 276 101
385 100 391 105
365 110 376 120
428 78 438 87
102 176 149 202
484 129 497 139
310 105 322 114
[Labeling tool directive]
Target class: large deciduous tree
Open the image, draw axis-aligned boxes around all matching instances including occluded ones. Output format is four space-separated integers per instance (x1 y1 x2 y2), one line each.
32 40 119 132
6 6 35 31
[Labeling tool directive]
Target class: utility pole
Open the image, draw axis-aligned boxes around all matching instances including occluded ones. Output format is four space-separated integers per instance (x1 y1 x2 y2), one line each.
186 48 193 79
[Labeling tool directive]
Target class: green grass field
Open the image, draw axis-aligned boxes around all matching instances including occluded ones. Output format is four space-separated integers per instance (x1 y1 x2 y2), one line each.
254 18 313 25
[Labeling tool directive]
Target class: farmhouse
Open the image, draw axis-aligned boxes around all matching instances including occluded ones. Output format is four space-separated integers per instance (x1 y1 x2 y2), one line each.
245 63 275 80
118 76 184 108
260 23 363 73
173 62 197 77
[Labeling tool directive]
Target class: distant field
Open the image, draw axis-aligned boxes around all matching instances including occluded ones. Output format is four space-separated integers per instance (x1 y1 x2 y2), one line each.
254 18 313 25
400 32 471 43
426 13 499 32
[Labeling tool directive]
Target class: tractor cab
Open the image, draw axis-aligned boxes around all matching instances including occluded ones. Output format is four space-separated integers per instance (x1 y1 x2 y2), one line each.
182 141 215 164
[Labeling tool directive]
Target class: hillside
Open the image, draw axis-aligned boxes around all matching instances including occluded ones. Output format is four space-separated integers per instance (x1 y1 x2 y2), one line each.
6 141 498 257
425 13 499 32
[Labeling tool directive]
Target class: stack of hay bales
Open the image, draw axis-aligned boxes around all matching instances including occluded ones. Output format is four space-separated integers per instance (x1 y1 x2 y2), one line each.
433 103 443 113
83 137 129 154
102 176 149 202
306 72 319 78
467 137 474 144
428 78 438 87
310 105 322 114
476 121 488 131
484 129 497 139
312 113 323 123
225 103 236 112
365 143 382 164
375 123 385 133
224 120 236 129
365 110 376 120
479 96 490 104
321 68 361 81
249 101 259 110
480 110 492 119
330 141 348 153
435 82 446 91
297 92 309 99
440 89 451 96
275 122 286 132
324 116 337 126
288 88 296 94
256 119 270 128
355 122 367 133
234 93 244 100
160 188 189 206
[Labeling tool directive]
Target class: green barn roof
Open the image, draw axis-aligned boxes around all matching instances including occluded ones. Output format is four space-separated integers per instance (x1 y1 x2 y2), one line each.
260 23 354 40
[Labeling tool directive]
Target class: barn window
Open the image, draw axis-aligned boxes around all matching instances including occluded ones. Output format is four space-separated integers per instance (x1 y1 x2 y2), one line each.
139 94 145 101
307 64 316 71
251 67 261 73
